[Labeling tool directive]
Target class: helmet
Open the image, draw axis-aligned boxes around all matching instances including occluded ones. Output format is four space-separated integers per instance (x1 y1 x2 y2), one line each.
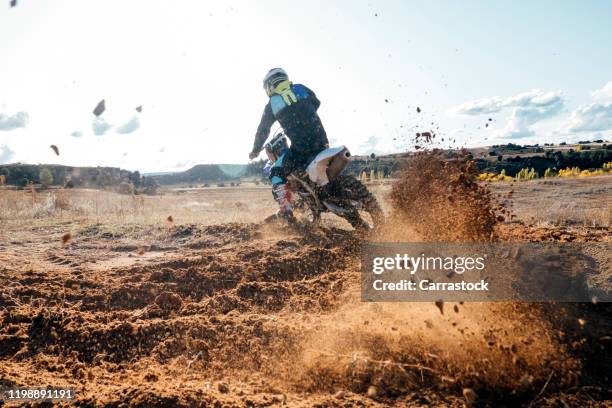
263 68 289 96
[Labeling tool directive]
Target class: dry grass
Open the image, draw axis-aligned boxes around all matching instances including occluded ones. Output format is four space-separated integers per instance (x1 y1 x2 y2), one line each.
0 184 392 244
488 175 612 228
0 187 271 242
1 174 607 243
518 202 612 228
0 187 270 224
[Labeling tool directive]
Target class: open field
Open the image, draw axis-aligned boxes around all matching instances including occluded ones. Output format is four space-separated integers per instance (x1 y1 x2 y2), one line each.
0 175 611 406
488 175 612 228
3 173 609 233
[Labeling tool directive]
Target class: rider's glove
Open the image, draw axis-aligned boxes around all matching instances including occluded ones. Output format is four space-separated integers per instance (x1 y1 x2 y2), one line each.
249 151 259 160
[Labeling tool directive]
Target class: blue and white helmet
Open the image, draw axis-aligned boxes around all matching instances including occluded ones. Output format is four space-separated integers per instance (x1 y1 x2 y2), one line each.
263 68 289 96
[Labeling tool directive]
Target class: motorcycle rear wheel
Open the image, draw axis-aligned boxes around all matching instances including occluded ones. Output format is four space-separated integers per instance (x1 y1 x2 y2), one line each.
326 175 384 230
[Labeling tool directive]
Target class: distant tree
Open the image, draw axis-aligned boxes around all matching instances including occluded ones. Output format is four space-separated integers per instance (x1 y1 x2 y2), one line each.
515 167 538 180
129 170 141 187
246 159 267 177
141 176 159 195
118 181 134 195
39 168 54 187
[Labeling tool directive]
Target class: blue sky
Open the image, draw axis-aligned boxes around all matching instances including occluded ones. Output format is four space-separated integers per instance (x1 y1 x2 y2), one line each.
1 0 611 171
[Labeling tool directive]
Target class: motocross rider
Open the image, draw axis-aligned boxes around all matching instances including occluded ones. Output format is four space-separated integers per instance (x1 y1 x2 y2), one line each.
249 68 329 221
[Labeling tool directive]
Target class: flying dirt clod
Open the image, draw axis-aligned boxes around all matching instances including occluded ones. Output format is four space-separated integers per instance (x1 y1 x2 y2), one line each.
61 232 72 245
435 300 444 315
93 99 106 116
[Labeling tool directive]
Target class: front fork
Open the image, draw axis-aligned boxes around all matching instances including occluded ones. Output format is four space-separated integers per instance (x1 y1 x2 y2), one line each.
288 176 323 224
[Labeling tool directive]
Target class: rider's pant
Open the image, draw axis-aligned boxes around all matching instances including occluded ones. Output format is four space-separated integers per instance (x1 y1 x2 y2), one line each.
269 149 308 214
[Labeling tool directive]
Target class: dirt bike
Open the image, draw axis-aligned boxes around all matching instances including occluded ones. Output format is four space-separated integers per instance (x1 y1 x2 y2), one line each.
263 131 384 230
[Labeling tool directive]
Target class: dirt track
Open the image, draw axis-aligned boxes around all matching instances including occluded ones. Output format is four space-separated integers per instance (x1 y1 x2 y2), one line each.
1 165 611 406
1 214 611 406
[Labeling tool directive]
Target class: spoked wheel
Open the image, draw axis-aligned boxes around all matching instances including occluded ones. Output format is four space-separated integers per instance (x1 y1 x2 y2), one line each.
326 175 384 230
293 196 322 225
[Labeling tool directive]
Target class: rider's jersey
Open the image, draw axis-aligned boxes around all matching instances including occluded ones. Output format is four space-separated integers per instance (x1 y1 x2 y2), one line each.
252 83 328 159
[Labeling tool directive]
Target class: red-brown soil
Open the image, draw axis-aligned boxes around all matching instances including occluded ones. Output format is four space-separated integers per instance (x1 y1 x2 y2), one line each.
1 219 610 407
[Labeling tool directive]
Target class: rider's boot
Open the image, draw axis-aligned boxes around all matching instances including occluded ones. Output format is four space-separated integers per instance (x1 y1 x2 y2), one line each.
272 183 296 223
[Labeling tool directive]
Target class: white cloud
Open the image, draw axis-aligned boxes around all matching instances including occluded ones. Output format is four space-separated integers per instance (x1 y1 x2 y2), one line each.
450 97 504 116
498 96 564 139
502 89 561 108
591 81 612 100
92 115 140 136
0 144 15 164
0 110 29 131
92 117 112 136
568 102 612 132
452 90 563 117
71 130 84 138
450 89 564 139
498 109 537 139
116 116 140 134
